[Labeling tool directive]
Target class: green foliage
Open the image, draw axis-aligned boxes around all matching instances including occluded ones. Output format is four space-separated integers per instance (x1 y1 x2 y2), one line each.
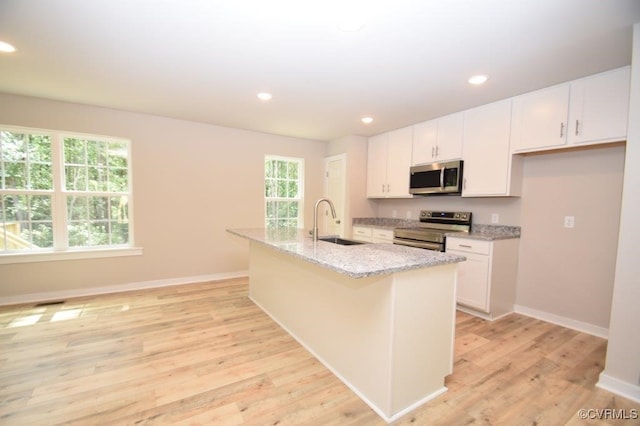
1 130 131 251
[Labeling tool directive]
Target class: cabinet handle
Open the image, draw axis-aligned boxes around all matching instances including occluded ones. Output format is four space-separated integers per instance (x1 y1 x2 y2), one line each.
431 147 435 158
560 122 565 138
575 119 580 136
435 146 439 157
382 184 385 193
386 184 390 192
459 244 472 248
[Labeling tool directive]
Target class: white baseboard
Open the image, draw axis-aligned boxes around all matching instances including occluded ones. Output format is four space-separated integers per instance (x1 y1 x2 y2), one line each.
0 270 249 306
597 373 640 403
514 304 609 339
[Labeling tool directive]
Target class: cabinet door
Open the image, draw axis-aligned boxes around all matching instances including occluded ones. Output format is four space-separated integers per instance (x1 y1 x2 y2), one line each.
568 67 630 146
352 226 373 242
412 119 437 165
511 83 570 152
366 133 388 197
372 228 394 243
436 112 464 161
449 250 490 312
385 126 413 197
462 99 514 196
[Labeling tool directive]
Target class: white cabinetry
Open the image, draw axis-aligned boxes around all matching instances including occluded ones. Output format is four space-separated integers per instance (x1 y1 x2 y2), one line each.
352 226 394 243
511 67 630 153
567 66 630 146
352 226 373 242
510 83 570 153
372 228 394 243
446 237 519 319
462 99 522 197
367 126 413 198
412 112 463 165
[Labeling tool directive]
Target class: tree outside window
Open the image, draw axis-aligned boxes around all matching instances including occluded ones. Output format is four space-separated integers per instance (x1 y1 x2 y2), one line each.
265 156 303 229
0 127 132 254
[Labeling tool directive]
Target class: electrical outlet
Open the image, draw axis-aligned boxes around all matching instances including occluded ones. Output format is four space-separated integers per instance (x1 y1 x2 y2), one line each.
406 211 412 219
564 216 575 228
491 213 499 224
392 210 397 218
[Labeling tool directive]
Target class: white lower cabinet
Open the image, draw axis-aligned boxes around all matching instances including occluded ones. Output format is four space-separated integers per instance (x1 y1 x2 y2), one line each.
446 237 519 319
371 228 394 243
352 226 393 243
352 226 373 242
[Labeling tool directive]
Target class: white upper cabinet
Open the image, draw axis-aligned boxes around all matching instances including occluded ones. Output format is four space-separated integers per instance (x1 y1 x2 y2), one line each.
462 99 522 197
510 83 570 153
412 112 463 165
511 66 630 153
567 66 630 146
367 126 413 198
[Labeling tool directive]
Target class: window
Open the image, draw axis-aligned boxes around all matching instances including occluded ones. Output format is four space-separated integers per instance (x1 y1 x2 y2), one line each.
0 126 134 261
264 156 303 229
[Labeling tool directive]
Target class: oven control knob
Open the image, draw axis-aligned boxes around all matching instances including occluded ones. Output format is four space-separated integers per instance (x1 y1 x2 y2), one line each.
454 213 460 218
462 213 468 219
421 211 429 218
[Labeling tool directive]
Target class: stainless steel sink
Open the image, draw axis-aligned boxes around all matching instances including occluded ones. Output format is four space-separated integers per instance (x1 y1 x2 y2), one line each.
318 236 365 246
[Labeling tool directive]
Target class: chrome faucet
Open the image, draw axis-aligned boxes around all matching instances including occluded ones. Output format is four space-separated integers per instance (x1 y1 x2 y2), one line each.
313 198 337 241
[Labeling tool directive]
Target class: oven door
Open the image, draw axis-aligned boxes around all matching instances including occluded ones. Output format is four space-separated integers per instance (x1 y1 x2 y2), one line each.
393 237 443 251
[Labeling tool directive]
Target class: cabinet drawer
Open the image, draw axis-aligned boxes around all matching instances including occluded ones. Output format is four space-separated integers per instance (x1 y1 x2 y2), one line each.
352 226 373 242
372 229 394 242
446 238 491 255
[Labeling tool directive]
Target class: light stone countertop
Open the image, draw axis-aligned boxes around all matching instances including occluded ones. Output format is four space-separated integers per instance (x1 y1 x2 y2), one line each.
353 218 521 241
227 228 466 279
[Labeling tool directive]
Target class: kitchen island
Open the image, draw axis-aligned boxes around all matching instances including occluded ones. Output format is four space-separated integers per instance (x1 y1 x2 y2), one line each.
227 228 465 422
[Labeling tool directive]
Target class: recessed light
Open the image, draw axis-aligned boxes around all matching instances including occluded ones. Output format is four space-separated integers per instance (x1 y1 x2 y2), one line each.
361 117 374 124
0 41 17 53
257 92 273 101
468 75 489 85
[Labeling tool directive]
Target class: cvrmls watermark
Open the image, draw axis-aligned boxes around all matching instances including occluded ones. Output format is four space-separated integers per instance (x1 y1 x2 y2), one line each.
577 408 638 420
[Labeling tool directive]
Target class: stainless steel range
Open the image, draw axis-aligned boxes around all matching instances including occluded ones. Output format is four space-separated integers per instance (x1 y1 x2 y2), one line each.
393 210 472 251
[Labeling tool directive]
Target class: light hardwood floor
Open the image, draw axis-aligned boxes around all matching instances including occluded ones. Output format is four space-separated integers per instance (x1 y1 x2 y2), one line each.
0 278 638 425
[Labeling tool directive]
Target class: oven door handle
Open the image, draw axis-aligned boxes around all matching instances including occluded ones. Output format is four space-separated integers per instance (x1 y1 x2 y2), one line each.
440 167 445 189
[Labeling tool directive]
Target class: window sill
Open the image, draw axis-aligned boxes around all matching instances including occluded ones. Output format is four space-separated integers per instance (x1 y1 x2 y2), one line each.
0 247 143 265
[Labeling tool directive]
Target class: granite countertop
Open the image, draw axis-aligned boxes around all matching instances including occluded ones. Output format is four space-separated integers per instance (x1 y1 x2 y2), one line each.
353 218 521 241
227 228 465 279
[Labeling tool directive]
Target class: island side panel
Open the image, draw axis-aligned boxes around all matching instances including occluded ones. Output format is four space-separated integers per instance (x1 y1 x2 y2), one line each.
248 242 394 416
389 264 457 416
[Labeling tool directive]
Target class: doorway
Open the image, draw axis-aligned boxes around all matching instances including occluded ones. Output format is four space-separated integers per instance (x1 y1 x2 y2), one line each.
323 154 347 237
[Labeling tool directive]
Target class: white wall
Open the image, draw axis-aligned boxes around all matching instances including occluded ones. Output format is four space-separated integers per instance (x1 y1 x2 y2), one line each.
598 22 640 403
0 93 327 299
515 145 625 331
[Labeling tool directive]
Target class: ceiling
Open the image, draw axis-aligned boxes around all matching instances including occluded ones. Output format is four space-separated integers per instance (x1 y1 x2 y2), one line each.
1 0 639 142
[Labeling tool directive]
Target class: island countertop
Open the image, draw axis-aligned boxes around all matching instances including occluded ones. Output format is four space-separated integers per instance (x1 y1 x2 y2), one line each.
227 227 465 279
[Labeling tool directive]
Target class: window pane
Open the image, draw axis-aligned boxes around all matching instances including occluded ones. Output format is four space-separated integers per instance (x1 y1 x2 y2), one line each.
277 180 287 198
110 196 128 222
64 138 86 164
108 142 128 168
89 222 110 245
0 194 53 250
265 159 276 178
65 166 86 191
89 196 109 220
287 181 298 198
27 134 52 162
4 162 26 189
288 163 298 179
68 222 89 247
111 222 129 244
30 163 53 190
1 131 26 162
87 140 108 166
109 168 128 192
266 200 276 217
277 201 289 218
265 180 275 197
67 196 88 220
277 161 287 178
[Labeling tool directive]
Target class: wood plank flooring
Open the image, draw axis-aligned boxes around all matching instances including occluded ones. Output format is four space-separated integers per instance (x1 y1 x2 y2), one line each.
0 278 638 425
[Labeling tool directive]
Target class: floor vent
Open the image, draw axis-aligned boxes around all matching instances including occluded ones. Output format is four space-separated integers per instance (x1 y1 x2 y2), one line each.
34 300 65 307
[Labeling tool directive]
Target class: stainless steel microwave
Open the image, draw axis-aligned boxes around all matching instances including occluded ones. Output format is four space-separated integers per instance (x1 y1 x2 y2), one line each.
409 160 463 195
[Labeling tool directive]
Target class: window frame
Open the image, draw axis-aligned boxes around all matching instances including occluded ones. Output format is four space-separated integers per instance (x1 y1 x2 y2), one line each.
264 155 304 229
0 125 141 265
